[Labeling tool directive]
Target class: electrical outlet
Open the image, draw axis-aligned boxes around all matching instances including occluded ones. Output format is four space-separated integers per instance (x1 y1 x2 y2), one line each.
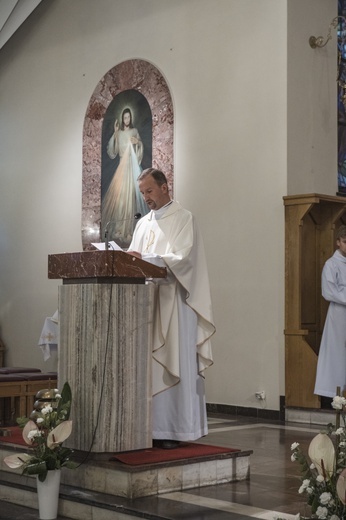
255 391 266 400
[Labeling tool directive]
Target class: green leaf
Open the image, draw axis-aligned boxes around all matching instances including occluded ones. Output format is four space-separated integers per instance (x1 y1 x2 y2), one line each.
62 461 78 469
38 471 48 482
58 447 74 460
45 454 58 470
23 461 47 476
16 416 29 429
311 493 319 514
56 382 72 421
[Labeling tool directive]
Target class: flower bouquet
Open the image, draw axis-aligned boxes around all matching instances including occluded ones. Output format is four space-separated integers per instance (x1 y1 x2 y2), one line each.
3 381 76 482
291 395 346 519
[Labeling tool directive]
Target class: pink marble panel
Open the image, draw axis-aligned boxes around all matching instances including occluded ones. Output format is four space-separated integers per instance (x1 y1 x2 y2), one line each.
82 60 174 250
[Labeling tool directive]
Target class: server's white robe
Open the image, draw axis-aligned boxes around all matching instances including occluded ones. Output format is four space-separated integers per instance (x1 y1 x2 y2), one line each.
129 201 215 440
314 249 346 398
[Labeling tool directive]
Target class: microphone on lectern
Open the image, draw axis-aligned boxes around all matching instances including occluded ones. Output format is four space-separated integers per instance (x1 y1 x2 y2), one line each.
104 213 141 250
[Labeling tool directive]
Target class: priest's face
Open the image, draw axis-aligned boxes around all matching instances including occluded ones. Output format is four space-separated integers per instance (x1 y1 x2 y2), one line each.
337 236 346 257
139 175 170 210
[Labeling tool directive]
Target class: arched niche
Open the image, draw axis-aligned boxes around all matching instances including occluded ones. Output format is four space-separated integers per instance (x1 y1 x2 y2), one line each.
81 59 174 250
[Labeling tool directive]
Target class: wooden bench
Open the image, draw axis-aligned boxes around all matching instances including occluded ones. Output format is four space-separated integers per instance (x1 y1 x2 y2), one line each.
0 375 27 420
0 369 57 424
22 373 58 415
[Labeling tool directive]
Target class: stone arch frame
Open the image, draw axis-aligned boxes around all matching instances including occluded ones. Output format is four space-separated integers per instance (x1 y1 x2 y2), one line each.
81 59 174 250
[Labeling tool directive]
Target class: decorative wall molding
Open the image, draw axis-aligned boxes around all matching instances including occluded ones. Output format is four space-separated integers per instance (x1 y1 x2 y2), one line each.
82 59 174 250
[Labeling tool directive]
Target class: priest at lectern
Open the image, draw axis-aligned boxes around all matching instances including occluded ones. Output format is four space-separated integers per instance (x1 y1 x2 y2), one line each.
127 168 215 449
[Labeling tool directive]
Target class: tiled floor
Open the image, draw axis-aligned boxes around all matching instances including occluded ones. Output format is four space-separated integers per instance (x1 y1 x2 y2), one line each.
0 413 326 519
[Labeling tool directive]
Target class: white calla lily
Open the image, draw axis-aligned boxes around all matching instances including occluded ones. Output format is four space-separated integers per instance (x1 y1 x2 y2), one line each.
337 468 346 505
22 420 39 445
47 420 72 449
2 382 75 482
4 452 32 469
308 433 335 477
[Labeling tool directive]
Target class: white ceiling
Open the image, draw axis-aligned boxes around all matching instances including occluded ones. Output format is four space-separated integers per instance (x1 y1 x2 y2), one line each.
0 0 42 51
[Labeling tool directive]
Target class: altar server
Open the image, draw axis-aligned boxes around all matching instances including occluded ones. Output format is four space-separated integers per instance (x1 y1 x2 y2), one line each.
127 168 215 448
314 225 346 398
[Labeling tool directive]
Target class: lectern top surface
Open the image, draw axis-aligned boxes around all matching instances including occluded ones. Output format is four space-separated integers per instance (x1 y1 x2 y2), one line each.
48 251 167 281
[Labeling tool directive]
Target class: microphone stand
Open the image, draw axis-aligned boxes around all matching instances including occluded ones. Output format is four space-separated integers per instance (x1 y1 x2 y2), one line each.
104 213 141 251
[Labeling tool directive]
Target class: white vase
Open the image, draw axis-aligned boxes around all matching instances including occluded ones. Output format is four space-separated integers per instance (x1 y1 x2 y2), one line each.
36 469 61 520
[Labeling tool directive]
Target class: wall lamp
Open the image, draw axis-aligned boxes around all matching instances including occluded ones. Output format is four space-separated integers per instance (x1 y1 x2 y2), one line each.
309 16 346 108
309 16 346 48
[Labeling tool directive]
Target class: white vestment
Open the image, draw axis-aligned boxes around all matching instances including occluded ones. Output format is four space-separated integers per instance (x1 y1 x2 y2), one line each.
314 249 346 398
129 201 215 441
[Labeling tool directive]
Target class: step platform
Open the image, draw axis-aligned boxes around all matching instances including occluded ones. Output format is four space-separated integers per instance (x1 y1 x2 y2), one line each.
0 433 252 508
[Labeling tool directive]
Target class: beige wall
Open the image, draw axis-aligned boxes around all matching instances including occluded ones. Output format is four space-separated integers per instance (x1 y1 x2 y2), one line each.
288 0 338 195
0 0 337 411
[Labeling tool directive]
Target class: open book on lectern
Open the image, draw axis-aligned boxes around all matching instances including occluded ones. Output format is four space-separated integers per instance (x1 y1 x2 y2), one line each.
91 241 123 251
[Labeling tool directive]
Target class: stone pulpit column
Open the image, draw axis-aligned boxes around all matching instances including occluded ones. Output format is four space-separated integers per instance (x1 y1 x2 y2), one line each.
48 251 166 453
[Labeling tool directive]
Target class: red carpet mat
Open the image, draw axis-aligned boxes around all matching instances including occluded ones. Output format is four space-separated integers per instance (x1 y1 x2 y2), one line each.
0 429 241 466
110 443 240 465
0 427 25 446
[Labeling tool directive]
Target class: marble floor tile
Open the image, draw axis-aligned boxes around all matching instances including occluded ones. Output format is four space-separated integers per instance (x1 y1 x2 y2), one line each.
0 413 330 519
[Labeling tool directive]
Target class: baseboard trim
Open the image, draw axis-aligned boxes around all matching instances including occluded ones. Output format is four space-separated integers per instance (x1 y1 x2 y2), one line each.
207 397 285 422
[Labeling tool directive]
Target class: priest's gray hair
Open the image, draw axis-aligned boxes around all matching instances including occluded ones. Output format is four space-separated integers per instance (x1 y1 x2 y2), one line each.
138 168 167 186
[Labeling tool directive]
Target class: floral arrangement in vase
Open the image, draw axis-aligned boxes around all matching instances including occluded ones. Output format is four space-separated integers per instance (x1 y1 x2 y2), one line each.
290 395 346 519
4 381 76 482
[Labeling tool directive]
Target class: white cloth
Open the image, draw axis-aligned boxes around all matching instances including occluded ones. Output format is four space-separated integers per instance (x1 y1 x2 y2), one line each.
314 250 346 397
38 310 59 361
129 201 215 440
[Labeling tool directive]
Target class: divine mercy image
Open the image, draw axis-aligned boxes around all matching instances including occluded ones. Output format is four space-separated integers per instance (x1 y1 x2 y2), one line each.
101 89 152 248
